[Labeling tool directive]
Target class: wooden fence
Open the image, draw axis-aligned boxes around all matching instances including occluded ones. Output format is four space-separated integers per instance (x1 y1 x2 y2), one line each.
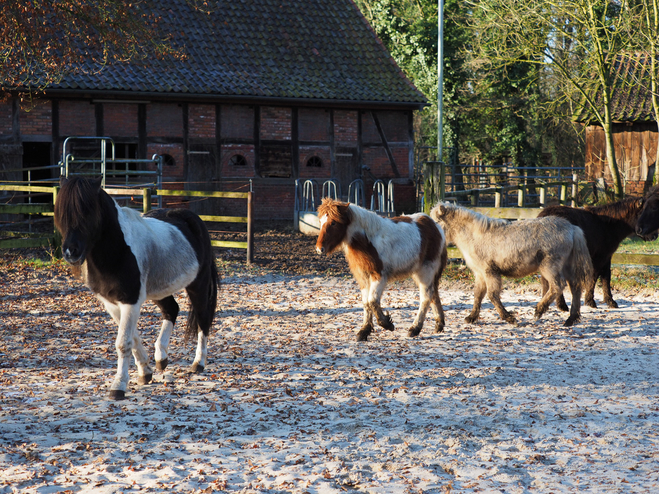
0 185 254 264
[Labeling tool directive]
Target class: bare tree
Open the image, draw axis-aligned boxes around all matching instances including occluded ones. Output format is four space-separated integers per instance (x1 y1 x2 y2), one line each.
468 0 633 198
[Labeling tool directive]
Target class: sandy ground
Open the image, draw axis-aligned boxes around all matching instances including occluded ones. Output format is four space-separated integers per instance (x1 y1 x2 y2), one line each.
1 264 658 493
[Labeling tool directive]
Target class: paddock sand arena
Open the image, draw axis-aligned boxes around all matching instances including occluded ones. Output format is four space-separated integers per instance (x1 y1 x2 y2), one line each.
1 259 658 493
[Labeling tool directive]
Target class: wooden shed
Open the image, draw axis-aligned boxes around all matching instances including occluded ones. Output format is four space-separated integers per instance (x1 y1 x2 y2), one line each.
0 0 427 220
576 54 658 195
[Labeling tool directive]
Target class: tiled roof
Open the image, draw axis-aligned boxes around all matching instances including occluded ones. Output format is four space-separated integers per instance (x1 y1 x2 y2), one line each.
26 0 427 107
573 53 655 123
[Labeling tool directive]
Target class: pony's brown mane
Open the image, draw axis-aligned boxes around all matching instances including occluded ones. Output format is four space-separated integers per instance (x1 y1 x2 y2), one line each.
317 197 350 224
585 196 641 222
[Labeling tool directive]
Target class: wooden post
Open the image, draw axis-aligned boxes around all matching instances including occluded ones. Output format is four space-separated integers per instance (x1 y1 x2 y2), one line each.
439 161 446 201
142 188 152 213
560 184 567 205
423 161 433 213
517 185 525 207
471 189 479 207
539 185 546 206
571 173 578 207
495 187 502 208
246 191 254 265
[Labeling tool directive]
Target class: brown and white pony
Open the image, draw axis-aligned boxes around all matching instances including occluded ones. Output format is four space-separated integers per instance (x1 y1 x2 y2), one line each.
316 198 447 342
431 202 593 327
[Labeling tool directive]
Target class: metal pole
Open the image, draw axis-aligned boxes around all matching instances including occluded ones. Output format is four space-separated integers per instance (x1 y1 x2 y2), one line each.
437 0 445 163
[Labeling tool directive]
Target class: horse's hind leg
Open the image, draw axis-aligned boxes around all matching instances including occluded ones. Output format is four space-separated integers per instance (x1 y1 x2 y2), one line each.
154 296 179 371
535 271 564 321
408 281 432 338
542 275 569 312
186 283 216 374
564 278 583 326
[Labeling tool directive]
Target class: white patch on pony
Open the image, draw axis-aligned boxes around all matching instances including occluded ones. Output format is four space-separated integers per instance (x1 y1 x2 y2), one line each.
319 213 328 227
115 202 200 301
155 320 174 365
345 206 423 277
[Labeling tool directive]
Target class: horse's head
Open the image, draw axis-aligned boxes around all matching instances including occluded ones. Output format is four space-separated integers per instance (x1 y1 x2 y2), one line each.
429 202 455 243
316 197 351 255
54 176 105 264
636 186 659 241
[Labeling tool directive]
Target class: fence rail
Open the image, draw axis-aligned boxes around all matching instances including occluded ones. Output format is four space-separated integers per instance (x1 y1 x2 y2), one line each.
0 185 254 263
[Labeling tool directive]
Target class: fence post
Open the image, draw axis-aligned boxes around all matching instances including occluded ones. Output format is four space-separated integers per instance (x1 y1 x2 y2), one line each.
52 186 61 257
539 185 546 206
142 188 152 213
471 189 479 207
495 187 502 208
560 184 567 205
439 161 446 201
571 173 578 207
246 191 254 265
517 185 526 207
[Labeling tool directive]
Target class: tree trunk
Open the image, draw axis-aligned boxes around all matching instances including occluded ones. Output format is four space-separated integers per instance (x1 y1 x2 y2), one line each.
603 125 623 198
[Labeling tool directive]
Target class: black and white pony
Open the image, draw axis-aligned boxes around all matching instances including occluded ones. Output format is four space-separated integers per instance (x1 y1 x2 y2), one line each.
54 177 219 400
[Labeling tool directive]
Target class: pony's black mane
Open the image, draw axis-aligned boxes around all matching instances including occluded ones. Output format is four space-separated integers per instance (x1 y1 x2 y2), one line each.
54 177 108 237
584 196 641 224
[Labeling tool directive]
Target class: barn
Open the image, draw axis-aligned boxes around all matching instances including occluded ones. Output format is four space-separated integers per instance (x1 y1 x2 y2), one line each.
0 0 427 221
575 53 658 196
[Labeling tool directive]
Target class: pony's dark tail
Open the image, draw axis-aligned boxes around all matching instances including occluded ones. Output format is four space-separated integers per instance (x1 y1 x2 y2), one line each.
565 227 593 291
185 257 219 341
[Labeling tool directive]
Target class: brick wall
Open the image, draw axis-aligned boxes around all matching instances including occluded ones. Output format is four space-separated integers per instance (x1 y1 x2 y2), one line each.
299 147 331 179
147 103 183 137
221 105 253 139
261 106 291 140
334 110 358 145
148 143 185 184
104 104 138 137
19 100 51 137
220 144 256 178
0 101 12 137
299 108 330 141
59 100 95 136
189 104 216 139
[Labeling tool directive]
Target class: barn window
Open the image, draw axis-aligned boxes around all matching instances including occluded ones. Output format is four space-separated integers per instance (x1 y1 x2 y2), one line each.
306 156 323 167
162 154 176 167
229 154 247 166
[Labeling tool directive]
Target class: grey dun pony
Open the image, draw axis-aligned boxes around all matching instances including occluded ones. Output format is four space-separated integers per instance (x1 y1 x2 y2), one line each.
430 202 593 327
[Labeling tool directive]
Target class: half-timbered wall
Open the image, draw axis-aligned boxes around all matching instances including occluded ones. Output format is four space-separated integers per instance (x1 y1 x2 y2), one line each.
0 97 416 219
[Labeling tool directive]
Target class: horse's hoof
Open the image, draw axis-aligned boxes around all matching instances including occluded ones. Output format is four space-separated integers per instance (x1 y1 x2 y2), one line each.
138 373 153 385
605 300 619 309
564 316 579 327
407 327 421 338
465 315 477 324
585 300 597 309
504 315 517 325
434 323 445 334
191 363 204 374
380 312 395 331
156 359 168 371
356 329 370 342
109 389 126 401
557 303 570 312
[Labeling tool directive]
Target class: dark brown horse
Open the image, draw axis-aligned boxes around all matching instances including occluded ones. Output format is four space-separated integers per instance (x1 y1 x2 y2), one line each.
636 184 659 239
539 195 655 310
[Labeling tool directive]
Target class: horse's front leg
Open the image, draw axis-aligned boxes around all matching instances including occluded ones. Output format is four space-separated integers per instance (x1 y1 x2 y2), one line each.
356 285 374 342
108 302 145 400
408 274 438 337
599 262 618 309
465 275 486 323
485 274 516 324
367 275 394 331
